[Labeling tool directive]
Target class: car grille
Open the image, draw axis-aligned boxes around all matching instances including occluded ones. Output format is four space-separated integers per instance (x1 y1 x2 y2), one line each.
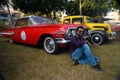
65 27 90 39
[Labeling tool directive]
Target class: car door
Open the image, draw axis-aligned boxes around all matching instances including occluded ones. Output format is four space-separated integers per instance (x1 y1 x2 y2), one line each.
13 18 29 44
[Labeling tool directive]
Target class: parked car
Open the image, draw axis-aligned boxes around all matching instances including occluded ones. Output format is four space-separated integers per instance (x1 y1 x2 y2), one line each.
0 16 89 54
110 22 120 40
110 22 120 32
61 15 115 45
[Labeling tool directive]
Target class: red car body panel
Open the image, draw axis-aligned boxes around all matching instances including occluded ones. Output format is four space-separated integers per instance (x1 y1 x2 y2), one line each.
110 23 120 41
110 23 120 32
2 23 82 45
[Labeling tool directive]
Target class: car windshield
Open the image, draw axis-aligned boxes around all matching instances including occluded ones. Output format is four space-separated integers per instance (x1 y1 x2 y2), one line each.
31 16 53 24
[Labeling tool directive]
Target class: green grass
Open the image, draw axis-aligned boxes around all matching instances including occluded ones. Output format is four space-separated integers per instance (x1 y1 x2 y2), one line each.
0 37 120 80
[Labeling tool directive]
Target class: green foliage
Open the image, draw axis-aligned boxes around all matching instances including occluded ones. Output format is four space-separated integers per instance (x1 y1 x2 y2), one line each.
65 1 79 15
12 0 68 17
111 0 120 9
82 1 96 17
12 0 119 18
25 11 48 18
0 21 9 28
0 22 5 27
66 0 109 17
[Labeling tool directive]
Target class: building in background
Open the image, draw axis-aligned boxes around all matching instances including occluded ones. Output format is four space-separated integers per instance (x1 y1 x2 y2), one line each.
0 0 19 27
104 9 120 22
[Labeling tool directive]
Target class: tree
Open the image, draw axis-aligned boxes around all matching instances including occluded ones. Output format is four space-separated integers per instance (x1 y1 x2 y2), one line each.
12 0 111 17
0 0 13 27
12 0 68 18
66 0 87 15
111 0 120 9
116 0 120 4
66 0 109 17
82 0 109 17
65 0 79 15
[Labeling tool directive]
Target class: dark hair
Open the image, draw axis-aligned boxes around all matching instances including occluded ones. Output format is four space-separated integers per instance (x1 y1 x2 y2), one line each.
76 26 84 32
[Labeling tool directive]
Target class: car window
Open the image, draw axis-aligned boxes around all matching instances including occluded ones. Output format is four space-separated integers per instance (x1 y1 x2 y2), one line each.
15 18 28 27
63 18 70 24
72 17 83 24
31 16 52 24
86 17 97 23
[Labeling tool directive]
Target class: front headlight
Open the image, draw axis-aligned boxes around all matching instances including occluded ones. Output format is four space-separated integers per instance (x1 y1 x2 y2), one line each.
66 29 71 37
65 28 76 37
71 30 76 35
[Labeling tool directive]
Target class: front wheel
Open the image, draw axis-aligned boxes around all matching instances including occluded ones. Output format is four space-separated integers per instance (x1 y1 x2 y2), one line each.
43 36 58 54
90 33 104 45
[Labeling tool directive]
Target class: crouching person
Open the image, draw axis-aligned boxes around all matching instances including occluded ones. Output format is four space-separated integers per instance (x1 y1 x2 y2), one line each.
70 26 103 71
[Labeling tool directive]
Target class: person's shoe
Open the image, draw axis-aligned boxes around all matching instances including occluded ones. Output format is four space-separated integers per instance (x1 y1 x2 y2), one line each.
91 64 104 71
72 60 79 66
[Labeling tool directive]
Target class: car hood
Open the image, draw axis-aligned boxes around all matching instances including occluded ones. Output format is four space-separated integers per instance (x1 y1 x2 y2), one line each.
34 23 84 31
56 23 83 31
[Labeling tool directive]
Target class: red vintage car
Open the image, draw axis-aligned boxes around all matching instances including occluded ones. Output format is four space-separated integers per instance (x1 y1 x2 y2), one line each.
0 16 89 54
110 22 120 40
110 22 120 32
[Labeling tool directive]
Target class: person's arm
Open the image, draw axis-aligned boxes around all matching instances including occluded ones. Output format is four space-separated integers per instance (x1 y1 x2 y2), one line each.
70 37 85 47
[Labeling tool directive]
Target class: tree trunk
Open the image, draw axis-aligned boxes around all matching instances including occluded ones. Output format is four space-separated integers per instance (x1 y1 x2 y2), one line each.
6 3 12 28
79 0 86 15
79 0 82 15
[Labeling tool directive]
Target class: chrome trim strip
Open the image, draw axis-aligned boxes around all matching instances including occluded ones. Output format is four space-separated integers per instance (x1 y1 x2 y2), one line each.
55 38 70 43
0 32 14 36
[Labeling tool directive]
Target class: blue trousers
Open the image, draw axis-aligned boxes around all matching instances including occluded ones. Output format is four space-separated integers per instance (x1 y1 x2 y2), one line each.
71 44 99 66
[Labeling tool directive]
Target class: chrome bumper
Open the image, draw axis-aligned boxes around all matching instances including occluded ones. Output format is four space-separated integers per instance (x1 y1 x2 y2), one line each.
109 32 116 39
55 38 70 43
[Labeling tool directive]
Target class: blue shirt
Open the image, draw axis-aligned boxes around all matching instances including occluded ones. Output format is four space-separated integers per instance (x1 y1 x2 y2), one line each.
70 35 86 55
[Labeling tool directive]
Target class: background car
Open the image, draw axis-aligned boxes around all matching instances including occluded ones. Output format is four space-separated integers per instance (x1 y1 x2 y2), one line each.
61 15 114 45
110 22 120 41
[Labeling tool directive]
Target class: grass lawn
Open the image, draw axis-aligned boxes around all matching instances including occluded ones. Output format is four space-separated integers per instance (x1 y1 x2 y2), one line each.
0 37 120 80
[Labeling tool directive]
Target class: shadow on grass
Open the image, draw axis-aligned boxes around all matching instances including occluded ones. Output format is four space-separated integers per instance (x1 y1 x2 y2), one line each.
0 73 5 80
116 74 120 80
11 41 70 55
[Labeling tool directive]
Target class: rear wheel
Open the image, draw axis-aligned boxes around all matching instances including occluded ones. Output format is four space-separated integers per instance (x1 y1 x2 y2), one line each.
90 33 104 45
43 36 58 54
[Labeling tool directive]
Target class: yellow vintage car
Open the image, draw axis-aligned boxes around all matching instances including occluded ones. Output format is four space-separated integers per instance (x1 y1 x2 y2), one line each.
62 15 115 45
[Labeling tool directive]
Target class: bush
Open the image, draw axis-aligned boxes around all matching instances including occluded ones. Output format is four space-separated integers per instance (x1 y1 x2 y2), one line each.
0 21 9 31
0 22 5 28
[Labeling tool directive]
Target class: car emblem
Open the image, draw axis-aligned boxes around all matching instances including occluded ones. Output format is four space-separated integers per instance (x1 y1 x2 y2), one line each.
21 31 26 41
